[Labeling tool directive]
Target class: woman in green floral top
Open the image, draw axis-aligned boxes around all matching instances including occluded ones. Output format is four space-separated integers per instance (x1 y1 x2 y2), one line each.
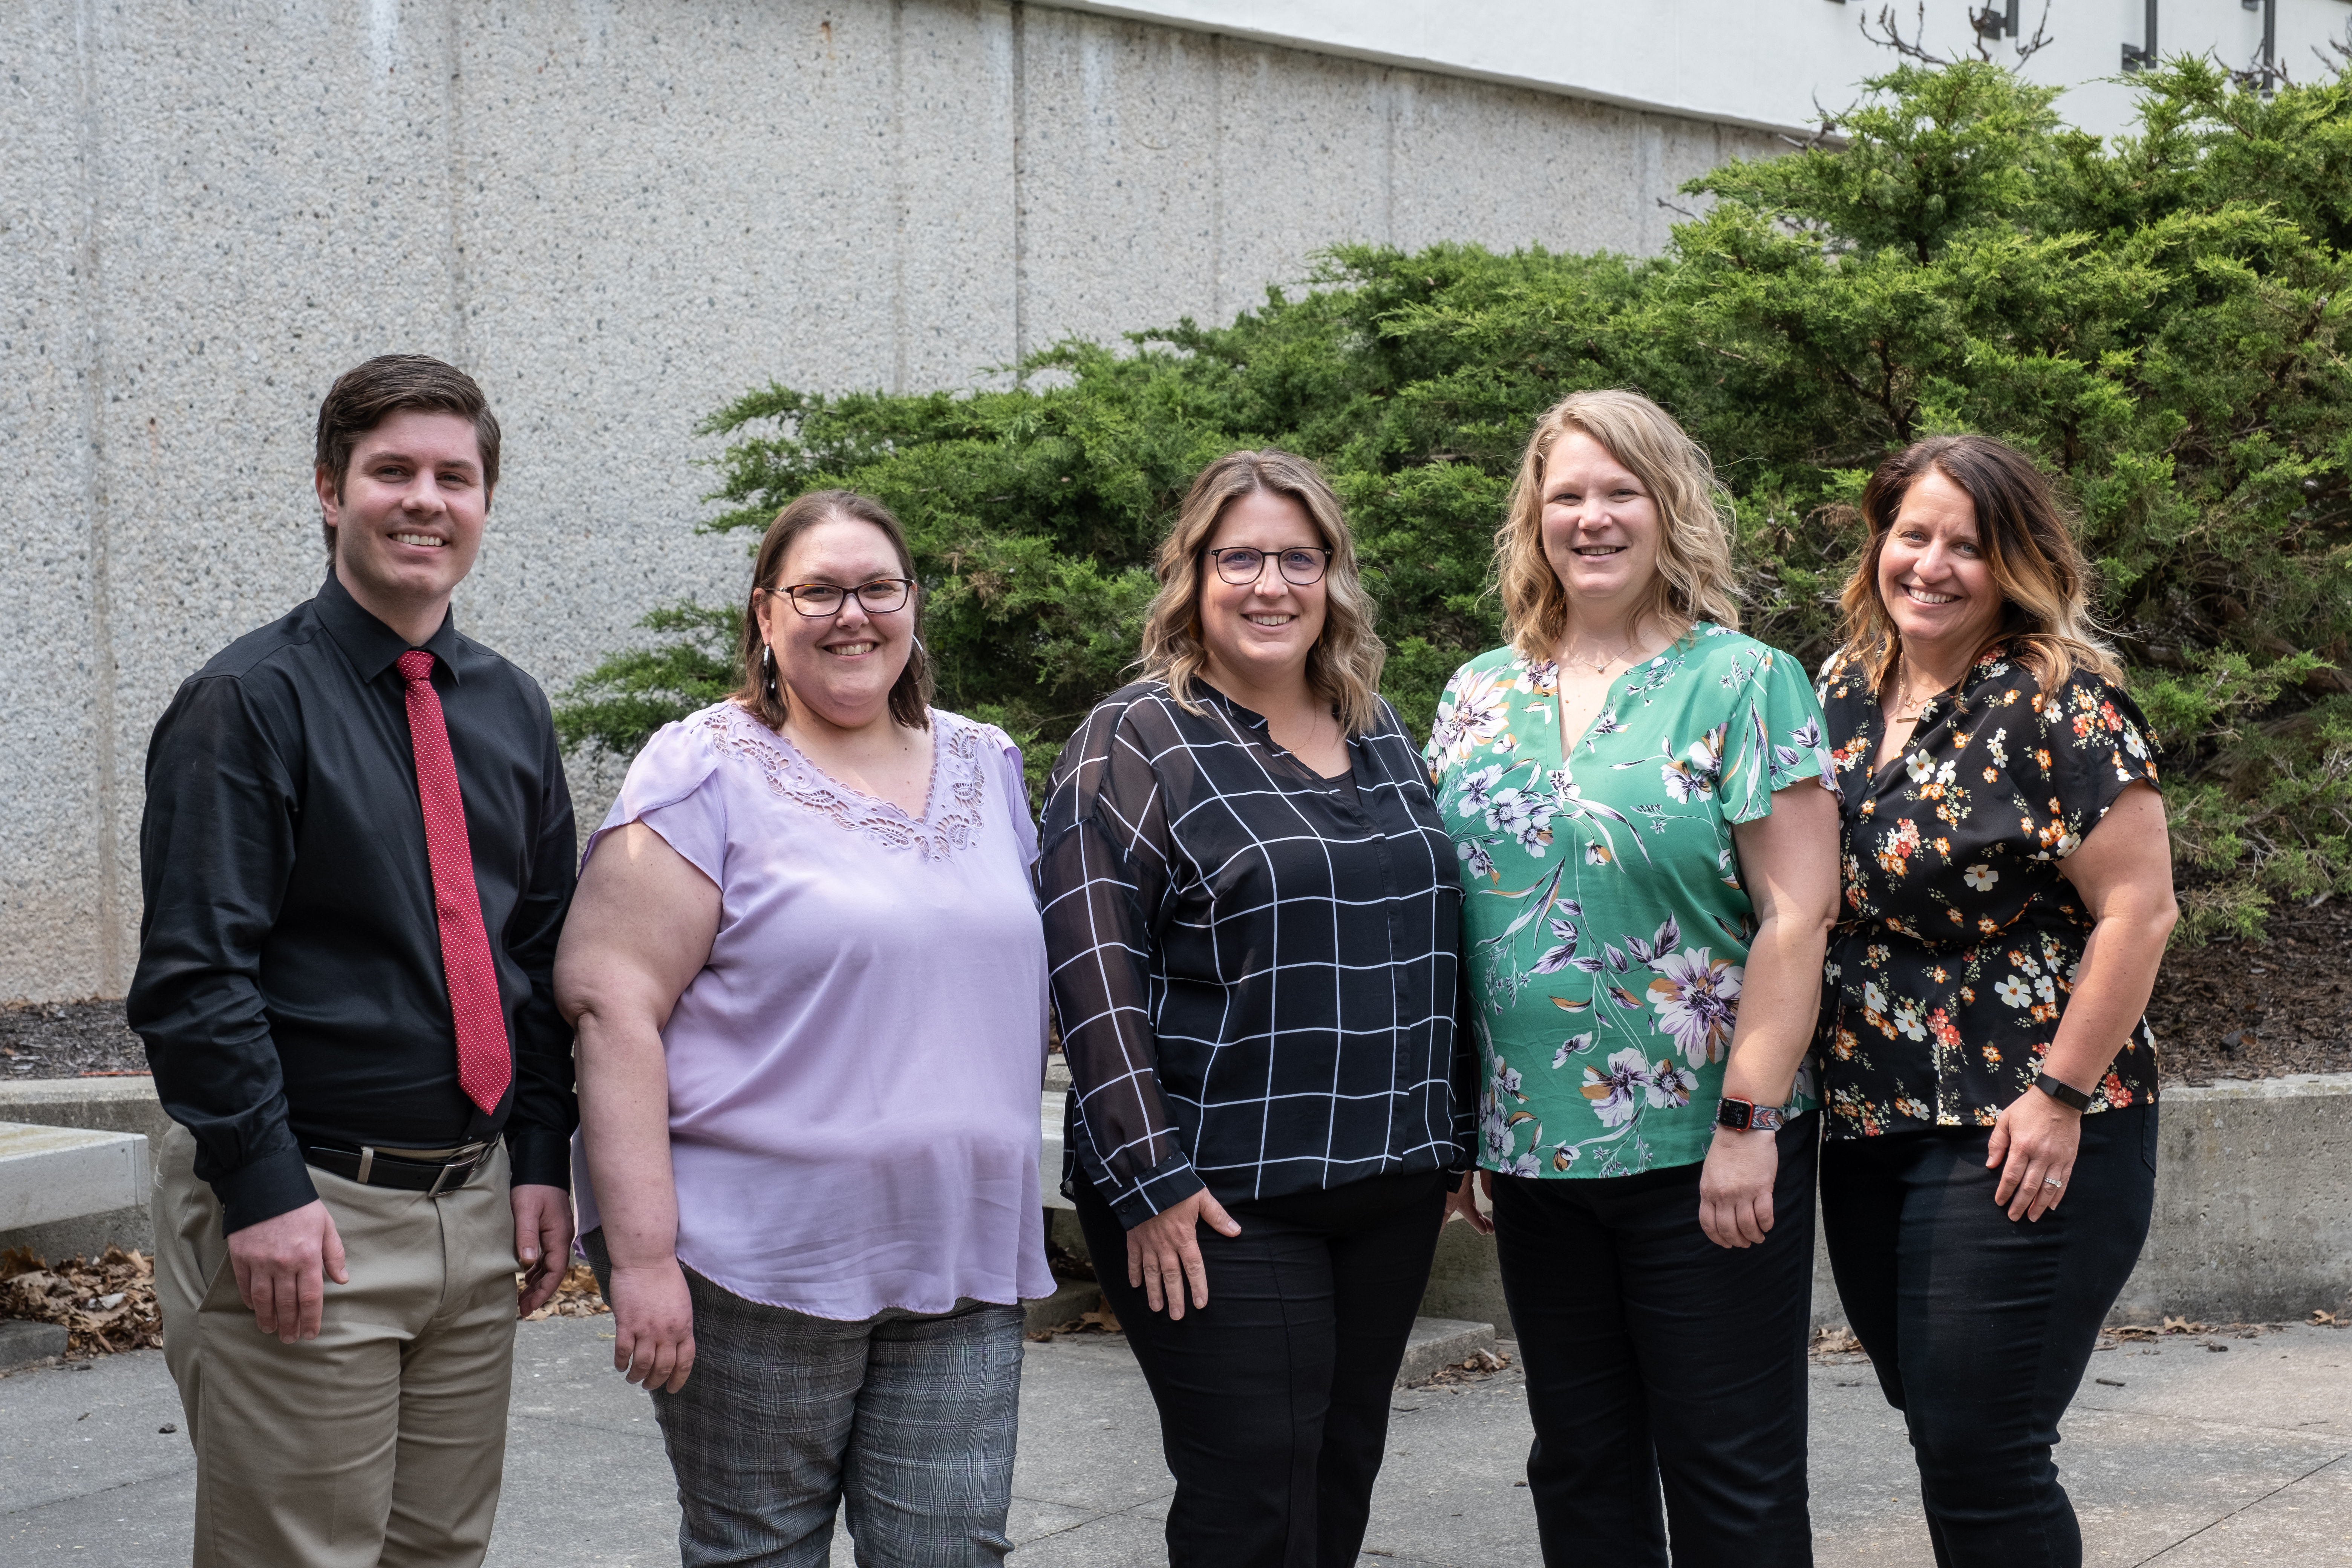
1426 391 1840 1567
1811 436 2177 1568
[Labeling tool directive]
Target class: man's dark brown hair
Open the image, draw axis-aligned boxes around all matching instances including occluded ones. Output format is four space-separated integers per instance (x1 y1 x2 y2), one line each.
313 355 501 554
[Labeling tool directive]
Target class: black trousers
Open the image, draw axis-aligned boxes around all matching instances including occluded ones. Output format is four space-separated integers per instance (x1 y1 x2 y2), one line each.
1073 1167 1450 1568
1820 1103 2157 1568
1492 1115 1818 1568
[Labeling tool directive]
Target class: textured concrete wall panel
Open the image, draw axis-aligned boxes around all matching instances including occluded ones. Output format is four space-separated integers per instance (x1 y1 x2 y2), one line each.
1388 71 1779 264
1205 39 1395 322
0 3 117 1002
1015 8 1220 353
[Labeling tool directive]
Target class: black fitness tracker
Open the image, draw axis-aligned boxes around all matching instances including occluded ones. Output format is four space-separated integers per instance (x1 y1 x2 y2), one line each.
2033 1072 2093 1111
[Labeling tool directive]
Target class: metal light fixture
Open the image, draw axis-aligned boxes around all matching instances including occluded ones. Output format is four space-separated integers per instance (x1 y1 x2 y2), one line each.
2122 0 2158 71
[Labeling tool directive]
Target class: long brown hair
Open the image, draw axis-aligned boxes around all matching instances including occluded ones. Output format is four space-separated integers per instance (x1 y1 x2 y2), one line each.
1496 389 1742 661
1839 436 2120 691
1138 450 1386 735
731 489 933 732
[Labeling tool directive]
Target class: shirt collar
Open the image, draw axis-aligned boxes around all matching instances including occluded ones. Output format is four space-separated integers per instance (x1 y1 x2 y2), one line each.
313 570 464 684
1194 681 1349 746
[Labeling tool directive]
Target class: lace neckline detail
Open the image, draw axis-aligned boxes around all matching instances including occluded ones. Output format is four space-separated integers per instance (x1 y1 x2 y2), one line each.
698 704 990 860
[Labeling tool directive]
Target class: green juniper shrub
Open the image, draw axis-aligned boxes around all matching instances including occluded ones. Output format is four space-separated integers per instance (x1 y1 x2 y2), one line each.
557 57 2352 943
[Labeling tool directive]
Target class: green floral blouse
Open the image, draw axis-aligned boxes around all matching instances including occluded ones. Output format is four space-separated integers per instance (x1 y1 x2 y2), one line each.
1424 626 1836 1180
1813 642 2164 1138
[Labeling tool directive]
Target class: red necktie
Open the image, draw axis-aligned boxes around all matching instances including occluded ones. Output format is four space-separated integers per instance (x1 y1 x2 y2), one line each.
397 650 512 1115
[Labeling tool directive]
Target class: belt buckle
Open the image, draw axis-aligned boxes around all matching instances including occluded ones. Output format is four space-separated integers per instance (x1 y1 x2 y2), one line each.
426 1141 491 1197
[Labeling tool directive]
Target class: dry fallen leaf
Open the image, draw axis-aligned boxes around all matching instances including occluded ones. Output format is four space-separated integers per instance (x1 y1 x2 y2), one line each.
0 1247 164 1357
520 1262 611 1322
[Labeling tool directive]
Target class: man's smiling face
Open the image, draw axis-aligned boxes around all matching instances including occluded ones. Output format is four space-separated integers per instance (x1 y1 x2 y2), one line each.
318 409 488 634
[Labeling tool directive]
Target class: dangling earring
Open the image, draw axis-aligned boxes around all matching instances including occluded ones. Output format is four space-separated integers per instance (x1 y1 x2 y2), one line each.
761 643 777 697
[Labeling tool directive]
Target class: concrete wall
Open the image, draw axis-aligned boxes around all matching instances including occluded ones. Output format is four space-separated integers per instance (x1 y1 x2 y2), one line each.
2118 1072 2352 1324
0 0 1774 1003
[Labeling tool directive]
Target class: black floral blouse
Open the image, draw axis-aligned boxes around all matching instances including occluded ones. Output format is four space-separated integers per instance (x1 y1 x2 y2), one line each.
1813 642 2163 1138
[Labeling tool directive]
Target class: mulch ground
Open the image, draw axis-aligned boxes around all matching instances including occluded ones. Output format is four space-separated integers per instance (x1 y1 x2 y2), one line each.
2137 894 2352 1084
1 999 151 1080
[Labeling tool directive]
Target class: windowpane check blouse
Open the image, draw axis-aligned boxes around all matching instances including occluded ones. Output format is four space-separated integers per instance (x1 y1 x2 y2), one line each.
1039 680 1470 1229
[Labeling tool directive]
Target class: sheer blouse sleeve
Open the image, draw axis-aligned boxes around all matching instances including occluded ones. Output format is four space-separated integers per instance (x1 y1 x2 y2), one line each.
1037 695 1205 1227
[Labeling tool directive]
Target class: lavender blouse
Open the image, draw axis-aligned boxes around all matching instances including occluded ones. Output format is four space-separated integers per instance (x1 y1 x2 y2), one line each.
571 701 1055 1319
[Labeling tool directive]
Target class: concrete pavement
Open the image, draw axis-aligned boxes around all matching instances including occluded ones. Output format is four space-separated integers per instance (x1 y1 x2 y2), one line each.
4 1317 2347 1565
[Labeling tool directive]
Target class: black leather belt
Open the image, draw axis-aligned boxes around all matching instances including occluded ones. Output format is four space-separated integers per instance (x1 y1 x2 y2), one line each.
305 1139 494 1195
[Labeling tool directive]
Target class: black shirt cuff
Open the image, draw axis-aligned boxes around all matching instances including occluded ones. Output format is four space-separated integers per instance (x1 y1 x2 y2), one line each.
1107 1151 1206 1230
212 1146 321 1235
504 1127 574 1192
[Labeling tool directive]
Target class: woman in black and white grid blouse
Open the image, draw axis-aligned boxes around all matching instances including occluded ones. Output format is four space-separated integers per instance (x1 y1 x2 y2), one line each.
1040 449 1470 1568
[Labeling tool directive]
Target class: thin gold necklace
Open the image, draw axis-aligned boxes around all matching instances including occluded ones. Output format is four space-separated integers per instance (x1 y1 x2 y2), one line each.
1560 634 1634 677
1890 660 1947 723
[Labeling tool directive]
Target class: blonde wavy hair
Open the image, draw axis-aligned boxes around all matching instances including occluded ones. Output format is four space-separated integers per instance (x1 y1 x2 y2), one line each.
1138 450 1386 735
1839 435 2121 691
1497 389 1742 661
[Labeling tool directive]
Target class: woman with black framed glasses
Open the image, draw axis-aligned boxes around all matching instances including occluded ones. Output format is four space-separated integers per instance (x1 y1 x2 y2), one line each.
558 488 1054 1566
1040 449 1469 1568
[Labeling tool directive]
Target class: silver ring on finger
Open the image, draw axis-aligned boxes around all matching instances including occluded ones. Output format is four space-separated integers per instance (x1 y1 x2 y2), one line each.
2042 1176 2065 1189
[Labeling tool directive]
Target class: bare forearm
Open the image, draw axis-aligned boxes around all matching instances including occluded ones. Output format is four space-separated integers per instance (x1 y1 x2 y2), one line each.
575 1009 680 1269
1722 912 1828 1107
2043 912 2172 1091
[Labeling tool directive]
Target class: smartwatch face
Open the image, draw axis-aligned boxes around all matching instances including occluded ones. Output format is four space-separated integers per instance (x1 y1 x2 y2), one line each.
1716 1099 1753 1131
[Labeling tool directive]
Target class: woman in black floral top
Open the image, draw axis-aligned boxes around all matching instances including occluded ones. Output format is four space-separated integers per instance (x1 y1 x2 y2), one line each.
1813 436 2177 1568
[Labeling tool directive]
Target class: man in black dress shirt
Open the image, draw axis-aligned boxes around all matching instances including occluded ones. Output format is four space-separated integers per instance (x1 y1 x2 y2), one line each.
129 355 577 1568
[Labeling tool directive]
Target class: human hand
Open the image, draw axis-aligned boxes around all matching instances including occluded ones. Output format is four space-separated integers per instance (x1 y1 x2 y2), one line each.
1443 1170 1493 1236
1125 1189 1242 1320
1988 1086 2081 1222
1699 1127 1779 1248
511 1184 575 1317
606 1257 697 1392
227 1200 349 1343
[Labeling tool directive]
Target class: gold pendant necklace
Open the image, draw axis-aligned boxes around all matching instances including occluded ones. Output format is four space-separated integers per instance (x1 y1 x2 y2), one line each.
1562 637 1631 677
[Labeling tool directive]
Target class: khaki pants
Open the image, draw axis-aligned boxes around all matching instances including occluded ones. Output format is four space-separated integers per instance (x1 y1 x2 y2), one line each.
153 1124 521 1568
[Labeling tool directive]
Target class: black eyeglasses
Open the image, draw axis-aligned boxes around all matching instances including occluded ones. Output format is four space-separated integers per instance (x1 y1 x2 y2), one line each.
1203 547 1332 587
772 578 914 617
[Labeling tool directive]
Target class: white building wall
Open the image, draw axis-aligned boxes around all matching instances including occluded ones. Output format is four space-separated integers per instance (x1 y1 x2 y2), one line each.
1070 1 2352 141
1 0 1778 1001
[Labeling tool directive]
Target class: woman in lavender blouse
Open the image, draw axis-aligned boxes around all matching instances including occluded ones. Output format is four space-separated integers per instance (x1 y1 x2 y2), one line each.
555 490 1053 1568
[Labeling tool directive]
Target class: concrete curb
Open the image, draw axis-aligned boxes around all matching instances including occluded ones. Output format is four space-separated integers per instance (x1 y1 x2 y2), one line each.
1394 1317 1498 1385
1023 1275 1104 1334
0 1318 69 1373
0 1078 170 1263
